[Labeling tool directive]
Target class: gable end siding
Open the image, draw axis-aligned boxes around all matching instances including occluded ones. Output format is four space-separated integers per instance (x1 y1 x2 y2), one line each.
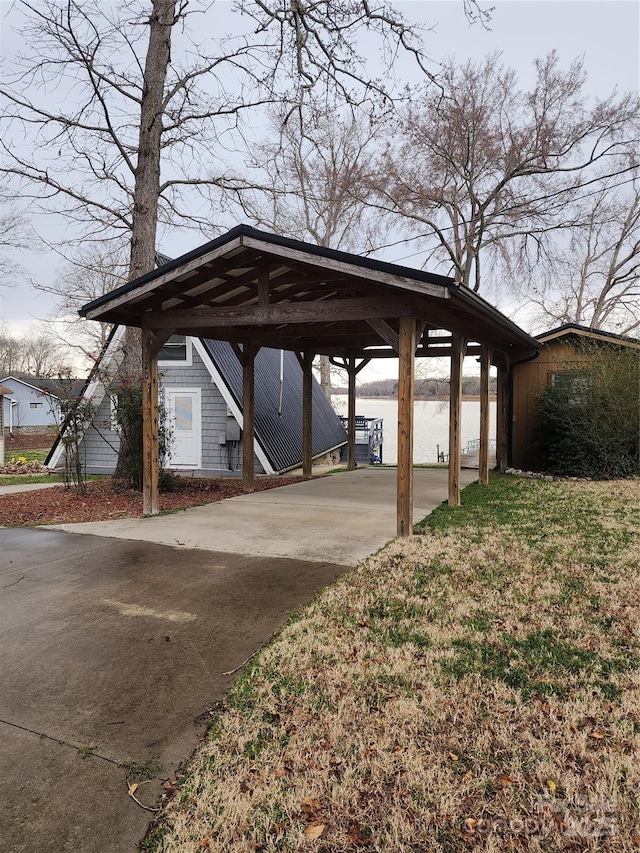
75 344 264 474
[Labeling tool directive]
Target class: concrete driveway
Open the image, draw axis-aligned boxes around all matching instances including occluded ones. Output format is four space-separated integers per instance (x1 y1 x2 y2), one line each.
0 528 349 853
54 467 479 564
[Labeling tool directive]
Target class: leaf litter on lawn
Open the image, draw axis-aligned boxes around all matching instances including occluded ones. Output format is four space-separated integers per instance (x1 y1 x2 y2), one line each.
0 475 306 526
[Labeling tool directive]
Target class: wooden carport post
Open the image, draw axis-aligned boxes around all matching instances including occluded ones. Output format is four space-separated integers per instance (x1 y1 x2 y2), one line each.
142 328 160 517
347 355 357 470
397 317 416 537
302 351 314 478
242 342 257 493
478 344 492 485
495 358 510 472
448 333 465 507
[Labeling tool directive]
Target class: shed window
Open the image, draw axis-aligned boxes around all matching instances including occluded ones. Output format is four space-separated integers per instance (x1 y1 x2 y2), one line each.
549 370 592 397
158 335 191 365
30 402 43 409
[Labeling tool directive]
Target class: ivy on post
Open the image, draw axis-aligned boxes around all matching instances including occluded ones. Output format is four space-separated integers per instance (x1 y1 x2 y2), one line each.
142 327 160 516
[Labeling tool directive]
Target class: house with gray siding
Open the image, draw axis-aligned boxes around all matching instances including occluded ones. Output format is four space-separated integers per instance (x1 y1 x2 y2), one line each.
1 376 64 431
46 327 346 476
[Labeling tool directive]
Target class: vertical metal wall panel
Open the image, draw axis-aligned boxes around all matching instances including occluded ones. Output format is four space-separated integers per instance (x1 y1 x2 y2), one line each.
202 340 346 473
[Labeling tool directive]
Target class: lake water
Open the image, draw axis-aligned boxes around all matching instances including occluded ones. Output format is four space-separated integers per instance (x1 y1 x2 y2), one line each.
332 396 497 465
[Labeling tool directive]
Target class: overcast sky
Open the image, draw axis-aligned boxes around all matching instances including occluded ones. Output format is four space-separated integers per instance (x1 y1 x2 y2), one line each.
1 0 638 370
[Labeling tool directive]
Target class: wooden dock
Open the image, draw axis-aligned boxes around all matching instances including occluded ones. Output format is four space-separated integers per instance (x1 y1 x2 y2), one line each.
460 449 497 469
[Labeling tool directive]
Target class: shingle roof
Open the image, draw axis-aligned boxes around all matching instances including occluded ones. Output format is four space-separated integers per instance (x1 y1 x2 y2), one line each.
0 375 86 400
536 323 640 347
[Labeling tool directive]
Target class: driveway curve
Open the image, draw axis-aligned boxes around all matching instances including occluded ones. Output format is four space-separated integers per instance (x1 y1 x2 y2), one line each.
54 467 478 564
0 528 348 853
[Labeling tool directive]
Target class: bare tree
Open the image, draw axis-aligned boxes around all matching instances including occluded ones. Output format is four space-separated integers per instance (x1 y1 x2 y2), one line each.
236 101 387 251
0 325 72 377
21 328 69 377
523 166 640 334
373 52 639 292
0 0 438 275
0 330 26 376
235 100 389 395
0 0 479 482
1 0 265 279
0 206 34 288
38 246 127 361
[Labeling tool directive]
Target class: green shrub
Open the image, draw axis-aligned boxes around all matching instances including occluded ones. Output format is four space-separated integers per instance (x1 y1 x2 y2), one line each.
534 343 640 479
112 384 173 491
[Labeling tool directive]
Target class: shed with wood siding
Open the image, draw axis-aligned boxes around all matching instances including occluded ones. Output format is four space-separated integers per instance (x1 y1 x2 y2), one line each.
511 323 640 471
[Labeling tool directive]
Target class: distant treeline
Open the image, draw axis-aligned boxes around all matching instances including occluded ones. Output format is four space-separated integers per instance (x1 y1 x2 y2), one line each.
332 376 497 398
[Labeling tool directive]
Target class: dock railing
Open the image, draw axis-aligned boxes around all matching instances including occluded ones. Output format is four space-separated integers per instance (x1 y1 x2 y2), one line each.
437 438 496 463
338 415 384 463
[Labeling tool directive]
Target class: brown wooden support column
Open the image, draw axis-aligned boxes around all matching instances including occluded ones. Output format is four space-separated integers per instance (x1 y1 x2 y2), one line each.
479 344 492 485
302 351 314 478
496 359 510 472
397 317 416 537
448 333 465 507
142 328 159 517
242 342 256 493
347 355 357 470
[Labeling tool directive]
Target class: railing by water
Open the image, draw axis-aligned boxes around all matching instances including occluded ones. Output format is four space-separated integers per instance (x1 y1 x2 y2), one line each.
437 438 496 463
338 415 384 464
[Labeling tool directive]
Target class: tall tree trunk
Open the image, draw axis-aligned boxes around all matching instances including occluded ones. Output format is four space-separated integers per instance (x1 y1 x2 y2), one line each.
319 354 332 401
115 0 175 483
129 0 175 281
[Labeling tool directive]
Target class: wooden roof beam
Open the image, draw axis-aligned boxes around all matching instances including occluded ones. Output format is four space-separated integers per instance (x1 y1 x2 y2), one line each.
141 296 420 330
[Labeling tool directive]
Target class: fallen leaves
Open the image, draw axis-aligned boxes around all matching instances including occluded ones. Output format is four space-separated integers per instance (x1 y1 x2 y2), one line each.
0 474 309 526
147 478 640 852
127 778 162 812
347 820 372 846
304 823 326 840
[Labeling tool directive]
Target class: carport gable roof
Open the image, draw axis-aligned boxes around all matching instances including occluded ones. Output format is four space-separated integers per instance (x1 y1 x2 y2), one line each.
79 225 539 358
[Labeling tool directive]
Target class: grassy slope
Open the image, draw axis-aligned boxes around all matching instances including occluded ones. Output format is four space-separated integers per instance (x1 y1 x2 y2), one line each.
1 449 60 484
147 475 640 852
3 449 49 464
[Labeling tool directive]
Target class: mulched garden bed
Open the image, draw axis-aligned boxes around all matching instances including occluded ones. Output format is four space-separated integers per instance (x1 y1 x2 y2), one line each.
0 475 306 526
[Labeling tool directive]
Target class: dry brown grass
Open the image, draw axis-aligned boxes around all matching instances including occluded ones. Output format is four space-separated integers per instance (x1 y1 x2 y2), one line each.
145 476 640 852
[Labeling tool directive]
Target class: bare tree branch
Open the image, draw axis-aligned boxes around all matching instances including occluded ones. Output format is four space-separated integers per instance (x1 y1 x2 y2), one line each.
371 52 639 292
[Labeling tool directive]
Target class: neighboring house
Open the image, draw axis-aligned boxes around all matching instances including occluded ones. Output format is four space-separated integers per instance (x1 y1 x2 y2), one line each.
511 323 640 470
0 375 83 432
46 328 347 476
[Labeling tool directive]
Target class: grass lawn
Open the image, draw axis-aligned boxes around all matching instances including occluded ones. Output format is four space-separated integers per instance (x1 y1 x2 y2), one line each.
0 448 64 484
146 474 640 852
3 448 50 464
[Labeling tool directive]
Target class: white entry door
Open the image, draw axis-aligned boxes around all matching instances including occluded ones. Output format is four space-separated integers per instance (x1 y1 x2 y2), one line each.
165 388 201 468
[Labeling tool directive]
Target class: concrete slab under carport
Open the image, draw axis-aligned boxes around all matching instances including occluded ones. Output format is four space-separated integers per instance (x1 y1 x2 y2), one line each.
53 467 480 564
0 527 349 853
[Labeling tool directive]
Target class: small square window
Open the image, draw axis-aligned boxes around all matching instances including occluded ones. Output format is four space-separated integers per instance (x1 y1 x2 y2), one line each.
158 335 192 365
30 402 43 409
549 370 592 402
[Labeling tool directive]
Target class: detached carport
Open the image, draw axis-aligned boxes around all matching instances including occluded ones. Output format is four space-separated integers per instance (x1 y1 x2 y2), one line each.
80 225 539 534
